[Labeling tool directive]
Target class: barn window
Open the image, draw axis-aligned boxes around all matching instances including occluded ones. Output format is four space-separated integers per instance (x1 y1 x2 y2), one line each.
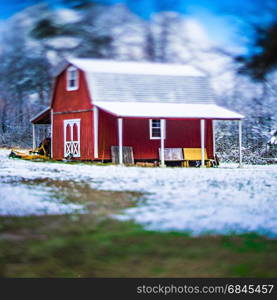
149 119 166 139
66 66 79 91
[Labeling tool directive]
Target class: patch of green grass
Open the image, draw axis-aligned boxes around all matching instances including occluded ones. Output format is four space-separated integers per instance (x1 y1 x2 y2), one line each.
230 263 252 277
222 233 268 253
0 178 276 278
1 216 277 278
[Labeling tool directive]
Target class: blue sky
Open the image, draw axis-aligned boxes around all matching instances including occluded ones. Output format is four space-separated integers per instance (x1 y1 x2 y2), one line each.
0 0 253 20
0 0 271 49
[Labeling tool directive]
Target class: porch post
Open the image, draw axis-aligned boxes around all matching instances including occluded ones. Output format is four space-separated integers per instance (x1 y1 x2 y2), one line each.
212 120 216 158
200 119 205 167
118 118 123 165
160 119 165 167
93 106 99 159
32 124 36 150
238 119 243 168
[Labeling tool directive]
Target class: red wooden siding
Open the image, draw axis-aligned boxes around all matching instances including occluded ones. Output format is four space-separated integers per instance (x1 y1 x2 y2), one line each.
97 113 214 161
97 109 117 160
52 66 92 112
50 64 214 161
122 118 213 160
205 120 214 159
51 64 94 160
52 111 93 160
66 124 71 141
73 123 78 141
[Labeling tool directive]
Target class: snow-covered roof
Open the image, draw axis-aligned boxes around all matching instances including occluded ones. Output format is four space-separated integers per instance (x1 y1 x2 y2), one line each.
94 101 244 119
68 58 205 77
48 58 245 119
67 58 215 104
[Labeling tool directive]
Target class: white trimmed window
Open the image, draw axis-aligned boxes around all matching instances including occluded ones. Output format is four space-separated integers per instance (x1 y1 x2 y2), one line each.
149 119 166 139
66 66 79 91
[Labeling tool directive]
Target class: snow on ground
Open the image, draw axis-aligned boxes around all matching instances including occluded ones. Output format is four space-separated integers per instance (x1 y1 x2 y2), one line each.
0 184 84 216
0 149 276 237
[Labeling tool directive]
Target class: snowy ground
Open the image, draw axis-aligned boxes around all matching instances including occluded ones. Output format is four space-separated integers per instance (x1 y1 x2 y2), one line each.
0 184 84 216
0 149 276 237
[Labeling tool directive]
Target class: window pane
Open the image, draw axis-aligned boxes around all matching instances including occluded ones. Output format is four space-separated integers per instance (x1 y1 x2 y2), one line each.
67 67 78 90
70 70 76 80
152 128 161 137
152 120 160 128
69 79 75 87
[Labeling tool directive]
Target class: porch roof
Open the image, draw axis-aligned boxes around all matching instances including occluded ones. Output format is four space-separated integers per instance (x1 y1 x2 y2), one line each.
30 107 51 124
94 101 244 120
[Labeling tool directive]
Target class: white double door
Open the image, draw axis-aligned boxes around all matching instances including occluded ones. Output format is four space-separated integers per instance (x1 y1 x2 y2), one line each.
64 119 80 157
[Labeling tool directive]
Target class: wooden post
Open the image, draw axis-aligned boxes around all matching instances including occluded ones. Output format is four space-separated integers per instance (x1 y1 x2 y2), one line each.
118 118 123 165
200 119 205 167
160 119 165 167
93 106 99 159
32 124 36 150
239 120 242 168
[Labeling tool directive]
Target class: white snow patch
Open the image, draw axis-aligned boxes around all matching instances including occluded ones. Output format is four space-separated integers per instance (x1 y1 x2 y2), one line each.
0 184 83 216
0 149 276 237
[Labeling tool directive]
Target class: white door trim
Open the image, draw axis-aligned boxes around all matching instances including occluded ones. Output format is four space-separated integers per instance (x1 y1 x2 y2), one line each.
64 119 81 158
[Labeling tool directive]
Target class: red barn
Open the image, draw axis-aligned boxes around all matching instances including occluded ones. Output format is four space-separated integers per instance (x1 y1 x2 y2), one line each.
31 58 244 167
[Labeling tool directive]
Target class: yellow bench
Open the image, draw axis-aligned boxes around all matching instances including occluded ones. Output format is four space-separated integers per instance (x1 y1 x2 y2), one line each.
182 148 213 167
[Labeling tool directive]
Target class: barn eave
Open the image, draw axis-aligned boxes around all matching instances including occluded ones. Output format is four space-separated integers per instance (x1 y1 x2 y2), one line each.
30 107 51 124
